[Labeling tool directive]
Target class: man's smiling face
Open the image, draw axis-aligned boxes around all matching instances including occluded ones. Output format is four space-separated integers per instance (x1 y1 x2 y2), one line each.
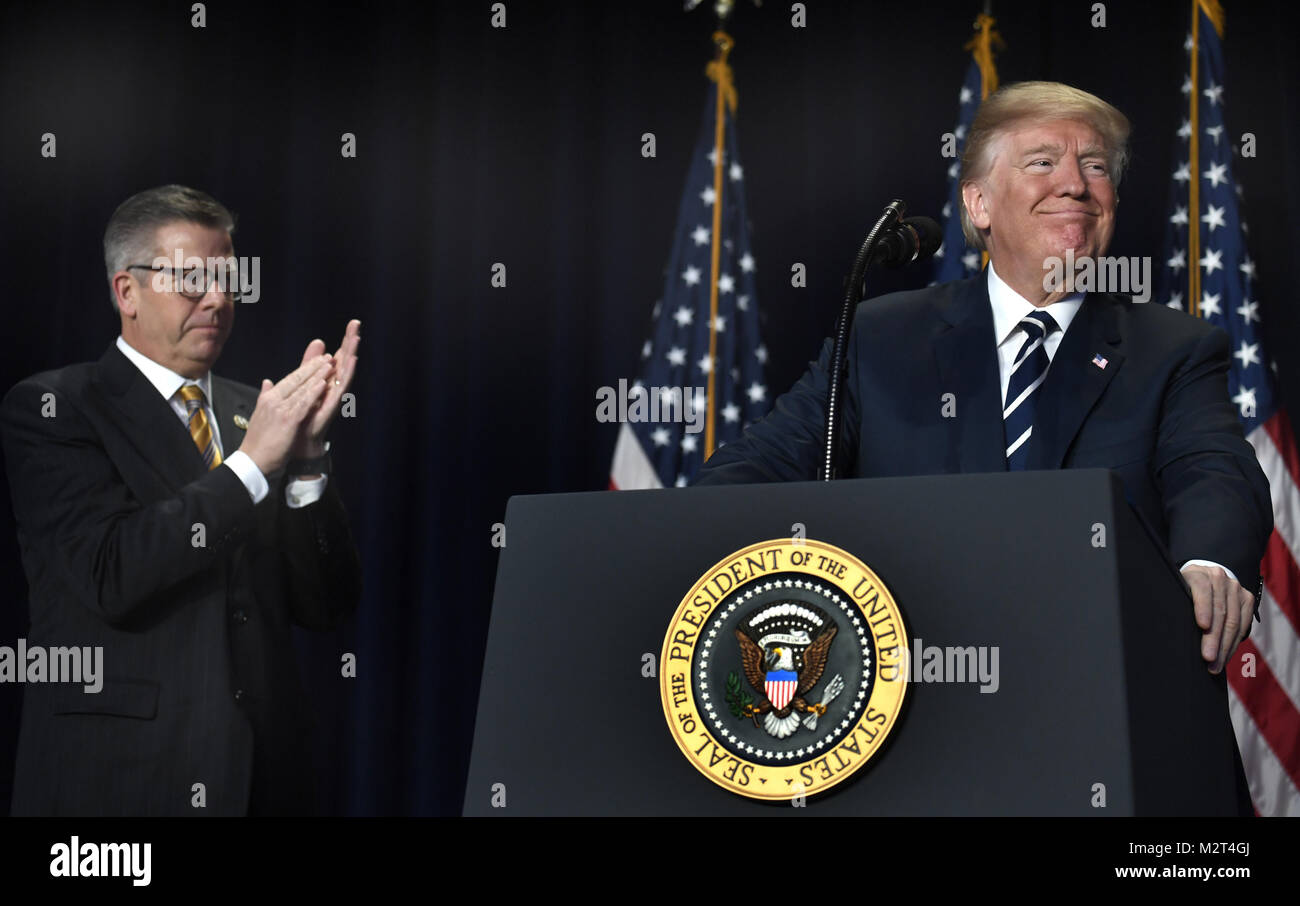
962 118 1118 298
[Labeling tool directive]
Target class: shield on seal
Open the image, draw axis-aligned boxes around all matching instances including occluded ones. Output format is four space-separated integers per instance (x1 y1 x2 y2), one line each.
765 670 798 710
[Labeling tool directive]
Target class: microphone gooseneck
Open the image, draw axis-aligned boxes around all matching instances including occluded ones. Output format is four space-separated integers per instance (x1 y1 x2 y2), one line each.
819 201 939 481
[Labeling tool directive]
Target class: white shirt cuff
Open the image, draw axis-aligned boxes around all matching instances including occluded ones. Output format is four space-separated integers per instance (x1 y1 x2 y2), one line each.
223 450 269 504
1180 559 1239 584
286 475 327 509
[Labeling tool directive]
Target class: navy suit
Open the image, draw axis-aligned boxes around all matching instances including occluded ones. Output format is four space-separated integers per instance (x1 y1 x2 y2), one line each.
1 344 362 815
697 273 1272 594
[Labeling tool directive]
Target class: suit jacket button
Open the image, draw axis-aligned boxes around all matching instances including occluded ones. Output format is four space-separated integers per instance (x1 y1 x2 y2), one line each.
234 689 245 703
232 609 248 624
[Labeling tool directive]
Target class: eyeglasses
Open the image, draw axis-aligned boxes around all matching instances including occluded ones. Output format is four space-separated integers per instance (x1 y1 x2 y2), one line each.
126 264 243 302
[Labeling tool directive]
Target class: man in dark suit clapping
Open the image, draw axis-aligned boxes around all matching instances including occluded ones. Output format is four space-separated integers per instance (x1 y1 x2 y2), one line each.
1 185 362 815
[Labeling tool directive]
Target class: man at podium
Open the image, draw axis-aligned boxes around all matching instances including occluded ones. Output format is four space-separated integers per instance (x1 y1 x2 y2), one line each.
695 81 1272 679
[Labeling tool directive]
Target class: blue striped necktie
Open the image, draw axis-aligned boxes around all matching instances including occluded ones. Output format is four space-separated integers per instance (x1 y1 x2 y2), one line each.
1003 310 1059 471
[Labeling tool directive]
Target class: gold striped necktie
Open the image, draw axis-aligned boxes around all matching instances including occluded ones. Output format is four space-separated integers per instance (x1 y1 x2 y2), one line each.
176 384 223 470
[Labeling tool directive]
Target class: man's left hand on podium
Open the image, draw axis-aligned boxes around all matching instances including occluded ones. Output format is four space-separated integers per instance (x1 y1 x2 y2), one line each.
1182 563 1256 675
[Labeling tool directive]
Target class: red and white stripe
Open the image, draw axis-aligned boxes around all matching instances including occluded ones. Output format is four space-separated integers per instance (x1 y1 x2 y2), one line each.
766 679 798 710
609 423 663 491
1230 411 1300 816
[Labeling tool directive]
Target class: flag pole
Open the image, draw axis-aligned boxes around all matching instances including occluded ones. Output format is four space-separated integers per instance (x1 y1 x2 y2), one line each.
703 30 736 460
1188 0 1201 317
967 12 1001 100
966 10 1003 272
1187 0 1227 319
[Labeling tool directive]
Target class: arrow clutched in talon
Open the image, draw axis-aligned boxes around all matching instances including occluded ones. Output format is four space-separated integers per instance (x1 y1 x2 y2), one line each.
802 674 845 729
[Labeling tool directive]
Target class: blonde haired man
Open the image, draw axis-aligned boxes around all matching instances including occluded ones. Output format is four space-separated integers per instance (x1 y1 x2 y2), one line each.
698 81 1270 700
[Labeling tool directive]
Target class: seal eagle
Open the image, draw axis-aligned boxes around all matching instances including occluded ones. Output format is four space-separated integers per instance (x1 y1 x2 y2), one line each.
736 622 838 739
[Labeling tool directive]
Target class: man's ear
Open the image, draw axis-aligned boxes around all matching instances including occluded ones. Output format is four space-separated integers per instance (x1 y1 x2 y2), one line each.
113 272 138 318
961 180 991 231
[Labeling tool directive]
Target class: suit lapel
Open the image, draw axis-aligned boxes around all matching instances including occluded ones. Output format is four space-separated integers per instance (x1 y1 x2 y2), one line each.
211 376 253 457
932 274 1007 474
95 344 207 488
1024 294 1125 470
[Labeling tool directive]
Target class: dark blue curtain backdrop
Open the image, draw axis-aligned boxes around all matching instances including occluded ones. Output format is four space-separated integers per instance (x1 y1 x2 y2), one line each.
1 0 1297 815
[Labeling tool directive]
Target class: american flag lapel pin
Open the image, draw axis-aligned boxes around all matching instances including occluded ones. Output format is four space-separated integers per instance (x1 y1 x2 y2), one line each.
1092 353 1109 370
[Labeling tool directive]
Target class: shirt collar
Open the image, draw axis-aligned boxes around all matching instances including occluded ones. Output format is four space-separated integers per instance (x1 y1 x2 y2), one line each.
115 336 213 405
986 261 1085 347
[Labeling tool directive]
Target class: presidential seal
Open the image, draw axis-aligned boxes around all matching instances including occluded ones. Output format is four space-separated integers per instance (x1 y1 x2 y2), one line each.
660 538 908 801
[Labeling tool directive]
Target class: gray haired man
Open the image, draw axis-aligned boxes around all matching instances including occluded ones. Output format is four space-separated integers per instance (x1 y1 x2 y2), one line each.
2 185 363 815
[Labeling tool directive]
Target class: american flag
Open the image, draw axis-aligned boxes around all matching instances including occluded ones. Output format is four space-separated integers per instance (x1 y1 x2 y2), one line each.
1156 0 1300 816
610 49 769 489
932 12 1002 284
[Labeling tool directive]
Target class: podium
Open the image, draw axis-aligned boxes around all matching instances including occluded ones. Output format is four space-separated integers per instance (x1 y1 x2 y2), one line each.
464 470 1244 815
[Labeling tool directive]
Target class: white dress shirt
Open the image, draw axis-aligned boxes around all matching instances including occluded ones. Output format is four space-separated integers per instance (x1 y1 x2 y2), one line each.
984 266 1234 583
988 262 1084 408
115 336 326 508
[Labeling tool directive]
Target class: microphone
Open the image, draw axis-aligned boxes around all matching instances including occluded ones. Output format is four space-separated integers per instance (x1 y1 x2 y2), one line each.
868 216 942 267
822 200 937 480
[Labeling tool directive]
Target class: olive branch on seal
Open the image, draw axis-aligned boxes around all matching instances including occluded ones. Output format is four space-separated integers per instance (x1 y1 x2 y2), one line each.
725 670 753 719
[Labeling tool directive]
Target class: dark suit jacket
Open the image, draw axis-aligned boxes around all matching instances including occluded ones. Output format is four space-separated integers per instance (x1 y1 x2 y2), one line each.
0 343 362 816
696 274 1273 590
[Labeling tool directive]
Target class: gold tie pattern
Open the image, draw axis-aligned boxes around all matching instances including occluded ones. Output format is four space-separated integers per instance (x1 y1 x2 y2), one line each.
176 384 223 470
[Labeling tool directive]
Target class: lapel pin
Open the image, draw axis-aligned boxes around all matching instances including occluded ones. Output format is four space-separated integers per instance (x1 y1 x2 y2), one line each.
1091 353 1109 370
233 414 249 429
